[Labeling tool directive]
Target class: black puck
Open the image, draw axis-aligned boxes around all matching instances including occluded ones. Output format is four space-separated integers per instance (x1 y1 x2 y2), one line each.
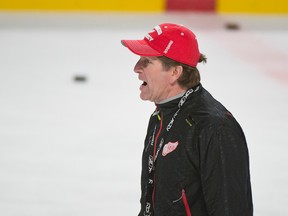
73 75 87 82
225 22 240 30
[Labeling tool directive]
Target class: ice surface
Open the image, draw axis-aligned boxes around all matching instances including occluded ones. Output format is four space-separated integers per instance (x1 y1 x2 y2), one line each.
0 12 288 216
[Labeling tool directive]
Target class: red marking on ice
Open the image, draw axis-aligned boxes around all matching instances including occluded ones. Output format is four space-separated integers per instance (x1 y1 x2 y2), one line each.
265 69 288 86
213 32 288 87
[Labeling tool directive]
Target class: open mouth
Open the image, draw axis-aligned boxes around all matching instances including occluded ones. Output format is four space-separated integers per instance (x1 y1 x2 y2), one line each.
140 81 148 91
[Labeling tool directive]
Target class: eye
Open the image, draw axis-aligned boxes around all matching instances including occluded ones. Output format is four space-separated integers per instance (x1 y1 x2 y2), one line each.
144 58 152 64
139 57 153 67
146 58 153 64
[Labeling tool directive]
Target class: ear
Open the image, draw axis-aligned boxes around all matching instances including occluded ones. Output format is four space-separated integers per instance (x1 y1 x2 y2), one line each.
170 66 183 85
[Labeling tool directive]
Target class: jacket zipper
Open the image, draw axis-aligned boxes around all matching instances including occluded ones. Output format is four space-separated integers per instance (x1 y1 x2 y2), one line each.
152 112 163 205
153 112 163 157
182 189 192 216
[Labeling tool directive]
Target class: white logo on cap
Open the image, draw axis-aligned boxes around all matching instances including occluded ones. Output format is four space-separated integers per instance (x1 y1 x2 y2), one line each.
145 33 154 41
154 25 162 35
145 25 164 41
164 40 173 54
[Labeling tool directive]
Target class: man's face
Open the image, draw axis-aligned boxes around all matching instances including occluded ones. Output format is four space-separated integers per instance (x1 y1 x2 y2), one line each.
134 56 173 103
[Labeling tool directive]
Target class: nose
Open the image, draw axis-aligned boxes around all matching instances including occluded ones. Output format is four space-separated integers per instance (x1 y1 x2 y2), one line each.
133 59 142 74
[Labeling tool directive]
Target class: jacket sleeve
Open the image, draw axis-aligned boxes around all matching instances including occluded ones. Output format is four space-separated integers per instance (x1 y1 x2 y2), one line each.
198 123 253 216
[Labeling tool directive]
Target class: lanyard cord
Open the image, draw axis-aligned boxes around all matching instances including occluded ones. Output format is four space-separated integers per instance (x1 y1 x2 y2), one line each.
143 86 200 216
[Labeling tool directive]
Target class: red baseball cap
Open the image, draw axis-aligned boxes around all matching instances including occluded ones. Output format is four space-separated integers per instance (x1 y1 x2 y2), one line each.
121 23 201 67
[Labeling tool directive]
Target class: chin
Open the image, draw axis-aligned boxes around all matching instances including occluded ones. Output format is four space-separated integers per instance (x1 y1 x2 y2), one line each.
140 97 149 101
140 95 150 101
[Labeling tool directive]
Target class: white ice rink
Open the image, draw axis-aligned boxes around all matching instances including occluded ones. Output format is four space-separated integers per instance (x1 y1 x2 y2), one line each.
0 12 288 216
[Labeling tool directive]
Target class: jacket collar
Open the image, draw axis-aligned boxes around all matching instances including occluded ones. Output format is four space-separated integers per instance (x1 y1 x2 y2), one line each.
155 84 202 114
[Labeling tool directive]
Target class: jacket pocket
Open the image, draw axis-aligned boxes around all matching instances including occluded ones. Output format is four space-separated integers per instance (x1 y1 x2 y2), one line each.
182 189 192 216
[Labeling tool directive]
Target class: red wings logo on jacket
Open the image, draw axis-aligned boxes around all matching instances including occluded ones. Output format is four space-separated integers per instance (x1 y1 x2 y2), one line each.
162 141 179 156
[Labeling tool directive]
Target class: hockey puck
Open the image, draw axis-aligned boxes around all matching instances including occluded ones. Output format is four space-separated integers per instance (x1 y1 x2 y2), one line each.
73 75 87 82
225 22 240 30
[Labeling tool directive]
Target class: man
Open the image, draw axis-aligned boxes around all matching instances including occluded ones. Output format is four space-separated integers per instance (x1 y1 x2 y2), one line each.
121 23 253 216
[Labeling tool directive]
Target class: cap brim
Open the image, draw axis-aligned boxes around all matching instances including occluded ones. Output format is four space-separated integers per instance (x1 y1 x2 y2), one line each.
121 39 162 56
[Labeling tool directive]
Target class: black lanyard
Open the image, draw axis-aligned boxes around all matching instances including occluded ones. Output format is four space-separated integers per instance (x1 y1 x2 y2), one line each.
143 86 200 216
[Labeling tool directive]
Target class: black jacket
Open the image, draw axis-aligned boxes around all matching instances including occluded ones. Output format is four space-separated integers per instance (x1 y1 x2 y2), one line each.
138 84 253 216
